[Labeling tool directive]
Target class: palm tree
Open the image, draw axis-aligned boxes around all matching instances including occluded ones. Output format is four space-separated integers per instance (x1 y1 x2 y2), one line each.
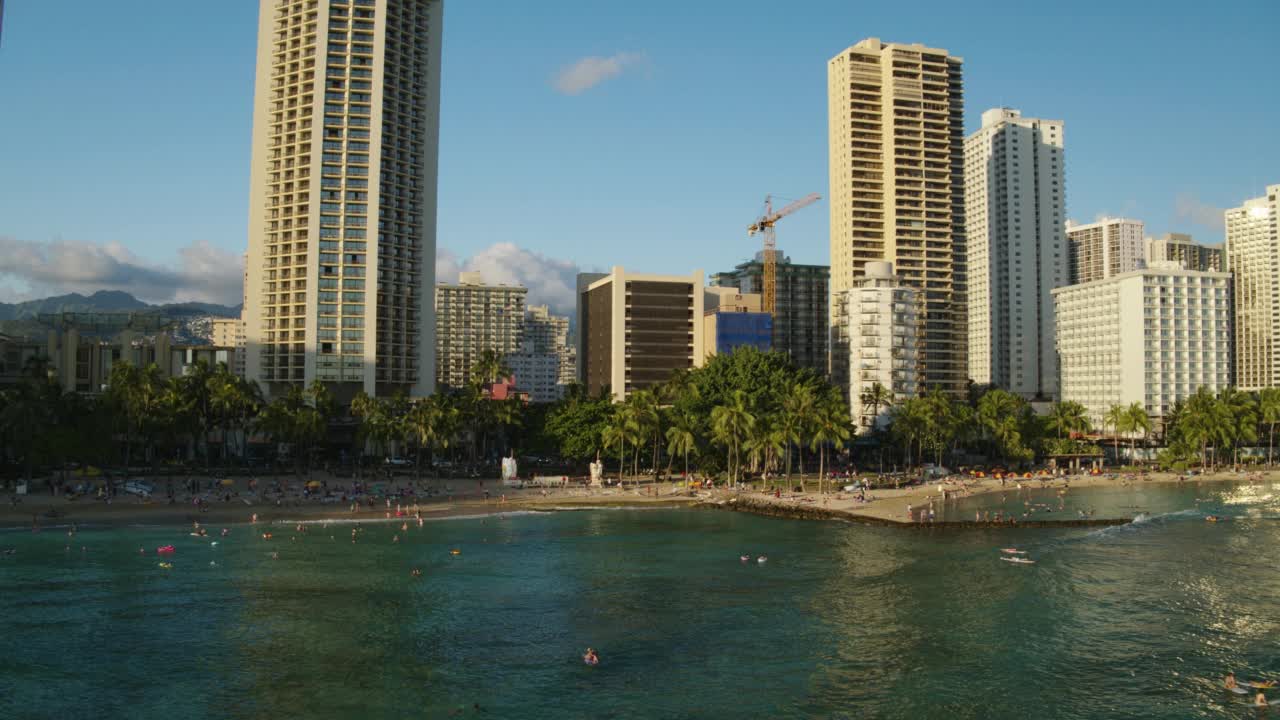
858 381 893 433
1259 387 1280 467
1180 387 1229 469
1124 403 1152 466
107 362 165 476
1218 387 1257 467
976 389 1026 465
471 350 511 390
406 397 442 481
626 389 661 480
664 413 698 488
890 397 929 468
811 398 852 493
781 381 816 479
711 390 754 485
1047 400 1091 439
1104 404 1127 464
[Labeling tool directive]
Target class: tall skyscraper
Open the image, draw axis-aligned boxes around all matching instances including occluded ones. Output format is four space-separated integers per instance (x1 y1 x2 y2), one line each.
243 0 444 400
1226 185 1280 390
964 108 1066 400
827 38 967 395
1066 217 1144 284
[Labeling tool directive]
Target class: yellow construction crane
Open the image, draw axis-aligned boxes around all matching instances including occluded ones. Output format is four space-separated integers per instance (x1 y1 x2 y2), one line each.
747 193 821 316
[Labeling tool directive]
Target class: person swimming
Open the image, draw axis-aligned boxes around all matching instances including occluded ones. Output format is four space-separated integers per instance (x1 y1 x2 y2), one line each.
583 648 599 665
1226 672 1237 690
757 555 768 564
1257 691 1268 707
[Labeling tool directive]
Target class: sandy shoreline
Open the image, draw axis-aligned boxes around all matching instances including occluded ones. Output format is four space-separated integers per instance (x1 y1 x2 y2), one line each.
2 468 1271 531
719 468 1275 525
0 479 699 530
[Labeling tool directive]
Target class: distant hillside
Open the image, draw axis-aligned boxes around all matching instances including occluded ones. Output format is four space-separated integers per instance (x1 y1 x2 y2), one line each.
0 291 241 344
0 291 240 321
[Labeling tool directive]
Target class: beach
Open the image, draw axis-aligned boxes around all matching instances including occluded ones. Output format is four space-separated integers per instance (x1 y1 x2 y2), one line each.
3 466 1271 530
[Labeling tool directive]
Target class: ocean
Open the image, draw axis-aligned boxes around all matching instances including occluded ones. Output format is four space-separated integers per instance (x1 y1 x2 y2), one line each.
2 481 1278 718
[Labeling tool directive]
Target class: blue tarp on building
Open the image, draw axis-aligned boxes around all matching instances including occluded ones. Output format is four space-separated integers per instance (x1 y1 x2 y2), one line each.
716 312 772 353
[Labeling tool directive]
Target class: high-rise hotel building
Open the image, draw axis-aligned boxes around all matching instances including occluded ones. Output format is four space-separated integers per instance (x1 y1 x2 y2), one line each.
243 0 443 399
964 108 1066 400
1226 184 1280 390
827 38 967 395
1066 217 1144 285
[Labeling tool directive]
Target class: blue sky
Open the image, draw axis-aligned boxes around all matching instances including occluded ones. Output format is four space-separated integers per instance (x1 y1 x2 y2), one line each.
0 0 1276 308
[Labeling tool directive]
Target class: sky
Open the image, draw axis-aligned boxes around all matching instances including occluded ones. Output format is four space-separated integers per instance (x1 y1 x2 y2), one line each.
0 0 1277 312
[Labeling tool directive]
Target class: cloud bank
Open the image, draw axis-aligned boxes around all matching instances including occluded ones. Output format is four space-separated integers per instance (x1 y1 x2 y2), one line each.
436 242 584 316
0 236 244 306
0 235 586 318
552 51 646 95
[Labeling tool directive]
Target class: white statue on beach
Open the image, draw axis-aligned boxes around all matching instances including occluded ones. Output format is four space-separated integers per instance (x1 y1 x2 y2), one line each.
501 455 518 484
589 457 603 487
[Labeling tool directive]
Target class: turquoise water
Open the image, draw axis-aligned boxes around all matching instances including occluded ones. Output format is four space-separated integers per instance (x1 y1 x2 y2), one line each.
2 486 1279 719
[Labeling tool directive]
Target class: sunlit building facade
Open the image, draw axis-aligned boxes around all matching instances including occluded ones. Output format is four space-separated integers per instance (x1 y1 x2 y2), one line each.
243 0 444 399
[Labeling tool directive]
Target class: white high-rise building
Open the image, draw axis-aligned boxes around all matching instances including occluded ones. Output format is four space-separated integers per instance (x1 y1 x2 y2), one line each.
1066 217 1144 285
509 304 576 403
838 262 920 433
243 0 444 399
827 38 967 396
1226 185 1280 389
1053 263 1232 425
964 108 1066 399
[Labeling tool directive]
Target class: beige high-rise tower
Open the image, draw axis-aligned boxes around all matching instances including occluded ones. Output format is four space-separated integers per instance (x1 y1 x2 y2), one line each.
243 0 443 400
827 38 967 395
1226 185 1280 390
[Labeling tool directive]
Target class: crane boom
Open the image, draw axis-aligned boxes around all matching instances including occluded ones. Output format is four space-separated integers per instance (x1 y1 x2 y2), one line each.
746 193 821 316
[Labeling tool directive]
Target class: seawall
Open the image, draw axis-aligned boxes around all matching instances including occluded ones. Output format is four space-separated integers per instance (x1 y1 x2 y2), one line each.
702 496 1132 530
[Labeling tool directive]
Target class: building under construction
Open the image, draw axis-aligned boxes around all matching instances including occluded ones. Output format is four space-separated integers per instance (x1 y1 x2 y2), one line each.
710 251 830 377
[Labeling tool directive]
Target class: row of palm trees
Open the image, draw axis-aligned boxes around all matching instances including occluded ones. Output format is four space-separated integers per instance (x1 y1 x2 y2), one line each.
0 348 530 487
591 370 852 489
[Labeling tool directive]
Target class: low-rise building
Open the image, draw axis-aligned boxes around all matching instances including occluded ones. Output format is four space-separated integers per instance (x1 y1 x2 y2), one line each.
0 325 235 394
702 288 771 357
1053 263 1232 425
577 267 705 401
836 262 920 433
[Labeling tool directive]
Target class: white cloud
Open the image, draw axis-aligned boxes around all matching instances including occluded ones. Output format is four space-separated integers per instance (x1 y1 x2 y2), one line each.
552 51 646 95
1174 193 1225 232
437 242 584 316
0 236 584 317
0 236 244 306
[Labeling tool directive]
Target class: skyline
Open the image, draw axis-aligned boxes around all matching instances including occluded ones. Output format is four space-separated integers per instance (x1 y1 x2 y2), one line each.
1 0 1278 311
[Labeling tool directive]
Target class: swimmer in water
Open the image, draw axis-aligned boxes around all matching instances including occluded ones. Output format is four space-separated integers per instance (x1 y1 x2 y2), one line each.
1226 672 1237 690
1257 692 1268 707
583 647 599 665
